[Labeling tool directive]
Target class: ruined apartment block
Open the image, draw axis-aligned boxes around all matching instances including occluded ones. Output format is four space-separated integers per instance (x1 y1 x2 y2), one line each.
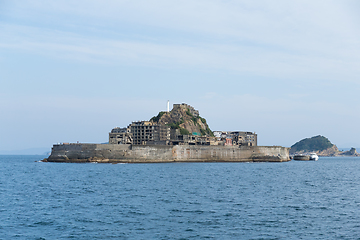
108 126 132 144
213 131 258 146
130 121 170 145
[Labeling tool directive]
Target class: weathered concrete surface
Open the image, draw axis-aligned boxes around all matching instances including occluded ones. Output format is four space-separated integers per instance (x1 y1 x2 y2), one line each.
45 143 290 163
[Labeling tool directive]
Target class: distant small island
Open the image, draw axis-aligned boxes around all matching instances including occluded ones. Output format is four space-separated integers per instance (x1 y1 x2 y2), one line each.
290 135 360 157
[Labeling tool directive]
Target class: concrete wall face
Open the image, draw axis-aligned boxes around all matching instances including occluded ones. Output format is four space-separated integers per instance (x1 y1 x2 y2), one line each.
47 144 290 163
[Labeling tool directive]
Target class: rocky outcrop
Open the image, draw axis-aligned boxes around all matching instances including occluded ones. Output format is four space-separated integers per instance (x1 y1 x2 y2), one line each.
317 145 339 156
338 147 360 156
150 104 213 136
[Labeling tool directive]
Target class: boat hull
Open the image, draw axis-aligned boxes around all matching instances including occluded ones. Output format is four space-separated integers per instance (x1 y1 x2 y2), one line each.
293 155 310 161
293 154 319 161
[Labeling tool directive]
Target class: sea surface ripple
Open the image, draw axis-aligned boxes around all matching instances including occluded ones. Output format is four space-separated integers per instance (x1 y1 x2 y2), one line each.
1 155 360 239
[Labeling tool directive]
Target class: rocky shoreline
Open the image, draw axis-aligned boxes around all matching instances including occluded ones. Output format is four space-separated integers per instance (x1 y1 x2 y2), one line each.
291 146 360 157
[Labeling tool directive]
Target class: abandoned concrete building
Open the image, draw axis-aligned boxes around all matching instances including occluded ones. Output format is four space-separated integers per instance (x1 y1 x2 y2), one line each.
130 121 170 145
213 131 257 146
109 126 257 146
171 134 217 145
109 126 132 144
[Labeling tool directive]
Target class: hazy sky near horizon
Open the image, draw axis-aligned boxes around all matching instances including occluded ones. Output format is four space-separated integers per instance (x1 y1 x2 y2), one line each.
1 0 360 151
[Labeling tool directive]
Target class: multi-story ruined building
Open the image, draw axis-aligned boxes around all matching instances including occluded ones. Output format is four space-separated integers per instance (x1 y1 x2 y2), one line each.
231 131 257 146
170 134 217 145
130 121 170 145
109 126 132 144
109 121 171 145
213 131 257 146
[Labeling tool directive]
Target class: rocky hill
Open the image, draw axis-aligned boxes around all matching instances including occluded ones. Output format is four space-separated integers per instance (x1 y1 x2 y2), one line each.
290 135 334 154
290 135 360 156
150 104 214 137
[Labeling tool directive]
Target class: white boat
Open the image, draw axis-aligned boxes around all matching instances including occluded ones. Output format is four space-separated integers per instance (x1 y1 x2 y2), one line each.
309 153 319 161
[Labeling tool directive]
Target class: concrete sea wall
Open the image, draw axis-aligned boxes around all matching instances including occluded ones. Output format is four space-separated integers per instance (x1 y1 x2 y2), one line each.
46 144 290 163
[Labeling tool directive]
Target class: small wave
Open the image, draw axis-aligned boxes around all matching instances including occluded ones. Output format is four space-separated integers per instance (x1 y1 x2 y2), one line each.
32 221 53 226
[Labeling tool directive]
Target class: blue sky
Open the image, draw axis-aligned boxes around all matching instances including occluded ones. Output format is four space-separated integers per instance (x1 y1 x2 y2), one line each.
1 0 360 151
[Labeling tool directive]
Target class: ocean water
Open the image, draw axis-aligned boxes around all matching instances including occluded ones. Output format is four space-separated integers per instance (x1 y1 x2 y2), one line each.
1 156 360 239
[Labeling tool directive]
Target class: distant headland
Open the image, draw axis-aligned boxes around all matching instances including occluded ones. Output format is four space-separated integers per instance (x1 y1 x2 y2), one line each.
290 135 360 157
44 103 290 163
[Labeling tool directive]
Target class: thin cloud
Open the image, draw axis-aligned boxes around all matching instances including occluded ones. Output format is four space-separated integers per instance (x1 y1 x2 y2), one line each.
1 21 360 83
1 1 360 82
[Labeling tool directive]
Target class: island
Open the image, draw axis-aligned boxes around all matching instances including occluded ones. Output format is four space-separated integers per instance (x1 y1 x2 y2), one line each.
290 135 360 157
44 103 290 163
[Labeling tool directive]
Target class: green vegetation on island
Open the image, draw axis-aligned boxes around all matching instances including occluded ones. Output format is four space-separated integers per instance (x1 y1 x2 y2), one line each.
149 111 166 122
